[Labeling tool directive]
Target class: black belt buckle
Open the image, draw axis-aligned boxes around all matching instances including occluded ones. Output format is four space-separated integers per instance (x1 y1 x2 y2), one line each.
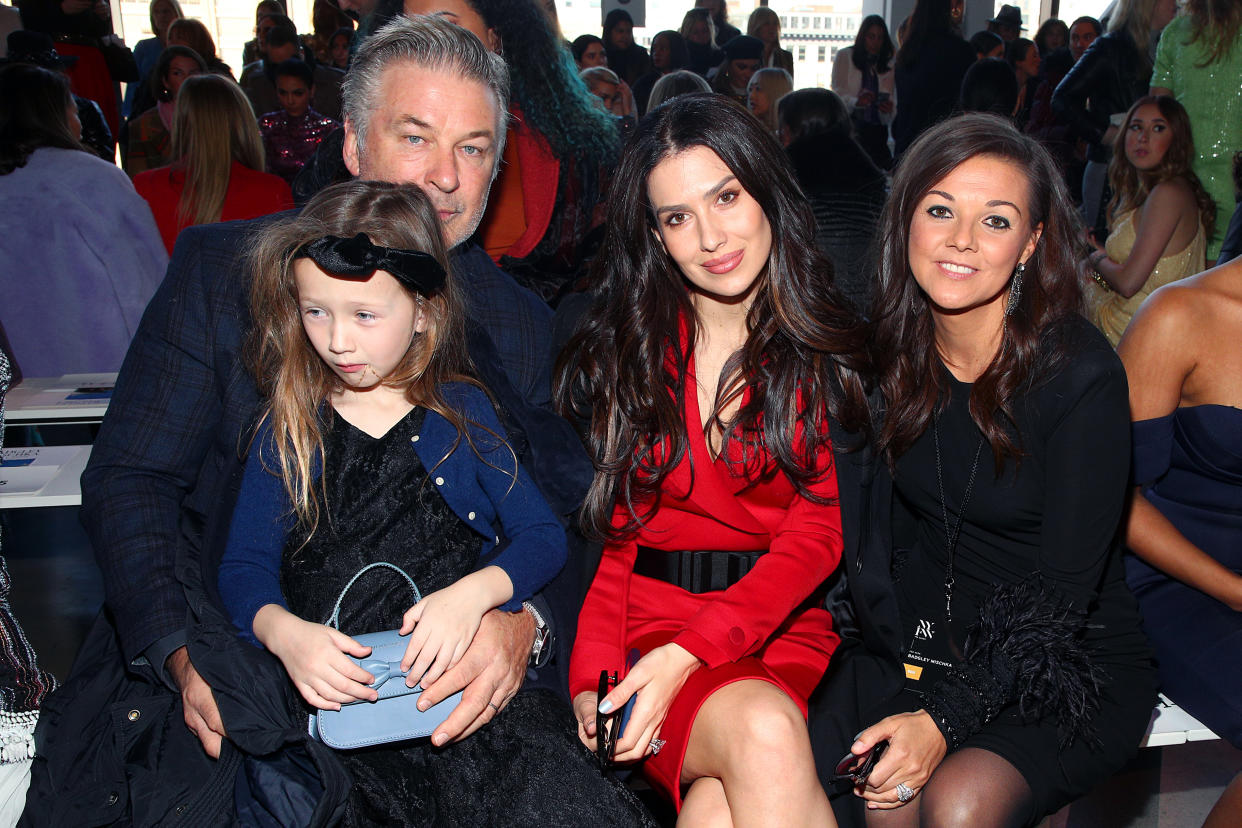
634 547 764 593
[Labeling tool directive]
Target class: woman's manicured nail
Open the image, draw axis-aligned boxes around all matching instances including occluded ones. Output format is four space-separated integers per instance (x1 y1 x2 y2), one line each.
598 699 614 714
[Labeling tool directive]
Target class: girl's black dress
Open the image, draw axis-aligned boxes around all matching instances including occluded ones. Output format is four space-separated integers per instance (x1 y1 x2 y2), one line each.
281 408 653 827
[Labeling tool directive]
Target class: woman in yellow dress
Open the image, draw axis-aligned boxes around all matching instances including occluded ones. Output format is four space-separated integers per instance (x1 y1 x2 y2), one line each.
1083 95 1214 345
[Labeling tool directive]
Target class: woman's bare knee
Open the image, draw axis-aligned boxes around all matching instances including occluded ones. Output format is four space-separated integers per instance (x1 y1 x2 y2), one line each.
686 681 812 779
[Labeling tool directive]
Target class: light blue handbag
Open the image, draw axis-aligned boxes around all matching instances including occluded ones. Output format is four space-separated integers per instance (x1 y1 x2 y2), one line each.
307 562 464 750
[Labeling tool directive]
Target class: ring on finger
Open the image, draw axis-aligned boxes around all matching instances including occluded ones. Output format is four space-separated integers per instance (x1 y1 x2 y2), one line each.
487 701 501 712
895 782 916 803
649 738 666 755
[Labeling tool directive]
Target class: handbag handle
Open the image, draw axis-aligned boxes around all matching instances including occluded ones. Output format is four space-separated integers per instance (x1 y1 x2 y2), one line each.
324 561 422 630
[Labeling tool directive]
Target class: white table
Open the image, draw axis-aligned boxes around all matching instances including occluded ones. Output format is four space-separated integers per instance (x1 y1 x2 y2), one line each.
0 445 91 508
4 373 116 426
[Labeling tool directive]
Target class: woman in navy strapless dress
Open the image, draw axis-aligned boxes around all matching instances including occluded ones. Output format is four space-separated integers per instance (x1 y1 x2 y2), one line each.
1118 257 1242 825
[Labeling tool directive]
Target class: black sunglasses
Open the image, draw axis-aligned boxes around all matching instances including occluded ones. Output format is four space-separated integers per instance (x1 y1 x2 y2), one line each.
831 740 889 786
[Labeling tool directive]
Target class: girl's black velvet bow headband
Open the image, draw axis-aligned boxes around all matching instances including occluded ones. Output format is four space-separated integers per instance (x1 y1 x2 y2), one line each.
297 233 446 295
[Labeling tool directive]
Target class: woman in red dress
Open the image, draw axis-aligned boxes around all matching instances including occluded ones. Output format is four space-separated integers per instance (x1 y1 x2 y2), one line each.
556 94 870 824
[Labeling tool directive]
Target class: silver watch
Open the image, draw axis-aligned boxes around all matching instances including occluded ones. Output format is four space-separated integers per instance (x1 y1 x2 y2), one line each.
522 601 551 668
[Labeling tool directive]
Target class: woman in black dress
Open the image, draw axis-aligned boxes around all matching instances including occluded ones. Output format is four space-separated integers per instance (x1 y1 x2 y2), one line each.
831 114 1156 826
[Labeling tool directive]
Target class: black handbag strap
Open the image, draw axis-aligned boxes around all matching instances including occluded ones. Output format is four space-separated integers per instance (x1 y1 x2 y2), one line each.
325 562 421 630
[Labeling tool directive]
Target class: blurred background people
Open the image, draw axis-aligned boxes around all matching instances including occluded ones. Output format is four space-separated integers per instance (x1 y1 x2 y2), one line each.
123 44 205 175
1034 17 1069 56
695 0 738 45
646 68 710 112
1084 95 1211 346
958 56 1019 118
1150 0 1242 263
2 30 113 161
988 3 1025 41
601 8 648 86
241 0 284 65
1054 0 1179 240
747 6 791 75
580 65 634 134
571 33 606 70
777 87 885 312
327 24 351 70
0 63 166 376
1069 14 1102 60
970 29 1005 59
166 18 231 77
1006 36 1040 124
257 58 337 183
135 74 292 254
123 0 181 117
680 8 720 77
631 30 687 116
892 0 974 157
239 16 343 121
746 67 791 135
710 34 761 106
305 0 351 64
832 14 896 170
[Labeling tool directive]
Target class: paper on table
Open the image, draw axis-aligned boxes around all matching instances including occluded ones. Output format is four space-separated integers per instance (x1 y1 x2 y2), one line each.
0 446 82 495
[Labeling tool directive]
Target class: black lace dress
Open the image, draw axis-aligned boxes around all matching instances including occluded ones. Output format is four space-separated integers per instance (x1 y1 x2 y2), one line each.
282 407 654 827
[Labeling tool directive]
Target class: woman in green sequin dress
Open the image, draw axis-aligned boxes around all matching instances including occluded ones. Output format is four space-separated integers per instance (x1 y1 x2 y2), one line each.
1150 0 1242 262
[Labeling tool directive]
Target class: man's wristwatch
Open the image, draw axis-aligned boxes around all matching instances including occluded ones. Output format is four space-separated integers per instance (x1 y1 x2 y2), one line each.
522 601 551 669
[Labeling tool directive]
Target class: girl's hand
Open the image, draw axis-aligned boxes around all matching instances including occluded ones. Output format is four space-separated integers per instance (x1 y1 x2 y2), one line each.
851 711 947 809
254 604 377 710
400 567 513 689
573 690 600 751
597 643 701 764
856 89 877 108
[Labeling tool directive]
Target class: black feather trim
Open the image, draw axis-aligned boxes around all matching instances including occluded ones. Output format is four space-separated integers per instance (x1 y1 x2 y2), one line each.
962 577 1106 748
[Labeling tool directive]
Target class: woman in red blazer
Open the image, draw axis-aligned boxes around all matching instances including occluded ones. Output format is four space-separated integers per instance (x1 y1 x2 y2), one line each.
135 74 292 255
556 94 870 823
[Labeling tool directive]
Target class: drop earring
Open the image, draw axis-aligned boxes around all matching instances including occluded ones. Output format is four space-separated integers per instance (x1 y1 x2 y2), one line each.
1006 262 1025 316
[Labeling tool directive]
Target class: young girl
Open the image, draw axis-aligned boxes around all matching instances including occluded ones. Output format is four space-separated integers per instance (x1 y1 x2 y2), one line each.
1083 95 1213 345
218 180 652 825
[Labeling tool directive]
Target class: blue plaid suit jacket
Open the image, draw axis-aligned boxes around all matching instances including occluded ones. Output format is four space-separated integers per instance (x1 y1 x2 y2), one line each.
80 215 581 674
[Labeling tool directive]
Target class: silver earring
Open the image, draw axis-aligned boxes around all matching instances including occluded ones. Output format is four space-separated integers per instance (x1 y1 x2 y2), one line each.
1006 262 1025 316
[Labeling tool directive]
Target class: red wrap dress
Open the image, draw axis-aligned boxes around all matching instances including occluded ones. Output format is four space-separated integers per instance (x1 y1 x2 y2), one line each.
569 358 843 807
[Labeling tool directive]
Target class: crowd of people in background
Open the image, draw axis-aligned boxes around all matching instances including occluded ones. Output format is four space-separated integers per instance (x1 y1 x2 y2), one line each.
1 0 1242 825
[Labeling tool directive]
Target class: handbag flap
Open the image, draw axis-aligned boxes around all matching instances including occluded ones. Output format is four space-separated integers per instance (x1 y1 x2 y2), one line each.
307 628 464 750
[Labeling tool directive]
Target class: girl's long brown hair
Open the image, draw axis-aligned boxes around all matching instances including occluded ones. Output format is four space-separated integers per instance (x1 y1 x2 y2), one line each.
1106 95 1216 239
246 180 503 538
554 94 871 542
871 114 1085 472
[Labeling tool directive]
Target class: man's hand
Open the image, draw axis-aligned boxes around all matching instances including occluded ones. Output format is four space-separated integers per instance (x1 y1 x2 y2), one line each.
166 646 227 759
416 608 534 746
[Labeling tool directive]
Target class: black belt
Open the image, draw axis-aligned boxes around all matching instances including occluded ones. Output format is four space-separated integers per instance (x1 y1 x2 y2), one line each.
633 546 765 594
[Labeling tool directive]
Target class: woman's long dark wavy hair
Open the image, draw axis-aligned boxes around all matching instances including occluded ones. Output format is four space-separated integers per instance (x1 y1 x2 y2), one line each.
371 0 618 165
554 93 871 541
872 113 1084 471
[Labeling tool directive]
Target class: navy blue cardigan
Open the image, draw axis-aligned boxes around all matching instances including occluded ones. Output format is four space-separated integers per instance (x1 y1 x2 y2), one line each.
218 383 567 643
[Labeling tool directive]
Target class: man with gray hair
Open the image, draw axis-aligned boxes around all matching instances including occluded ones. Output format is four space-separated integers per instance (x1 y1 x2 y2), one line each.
24 15 598 823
